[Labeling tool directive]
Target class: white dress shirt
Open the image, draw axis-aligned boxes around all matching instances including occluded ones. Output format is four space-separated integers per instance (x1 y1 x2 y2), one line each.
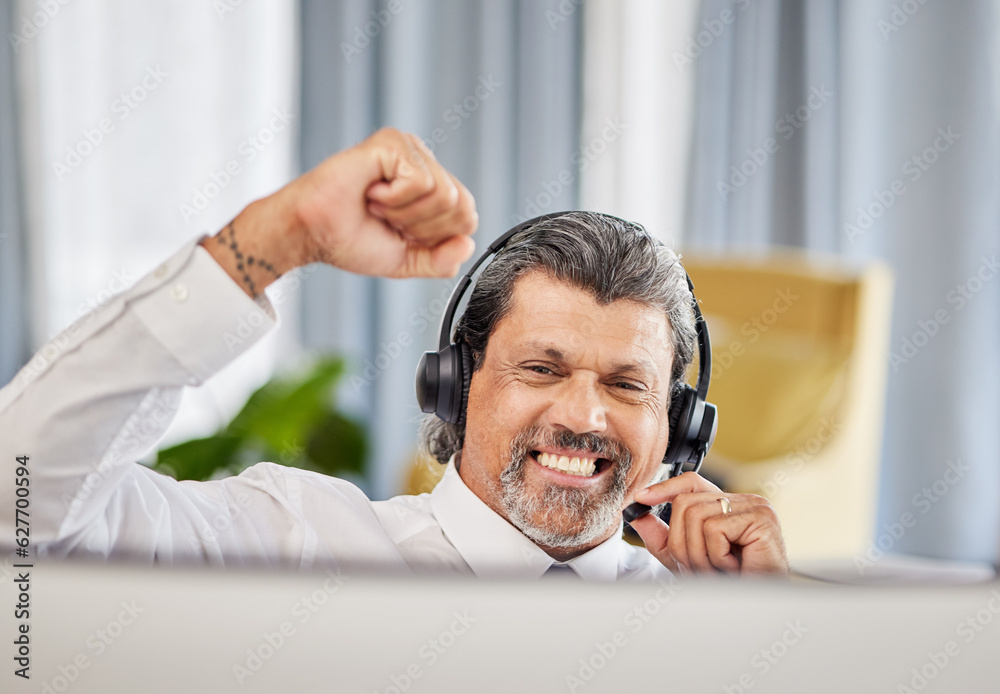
0 237 672 582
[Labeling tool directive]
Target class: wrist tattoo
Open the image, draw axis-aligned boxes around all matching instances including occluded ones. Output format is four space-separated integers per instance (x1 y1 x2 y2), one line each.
216 221 280 297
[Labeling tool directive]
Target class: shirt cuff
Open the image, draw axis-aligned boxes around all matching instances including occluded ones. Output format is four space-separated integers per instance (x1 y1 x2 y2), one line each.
130 237 278 384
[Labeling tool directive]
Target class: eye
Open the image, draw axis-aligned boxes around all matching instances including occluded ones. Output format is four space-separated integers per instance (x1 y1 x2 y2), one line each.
528 365 554 375
614 381 639 390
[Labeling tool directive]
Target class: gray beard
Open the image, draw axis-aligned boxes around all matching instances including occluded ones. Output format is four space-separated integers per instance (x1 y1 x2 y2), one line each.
499 425 633 550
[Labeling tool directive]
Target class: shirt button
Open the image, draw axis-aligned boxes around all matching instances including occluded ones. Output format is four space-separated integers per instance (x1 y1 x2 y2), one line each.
154 263 169 278
172 284 189 302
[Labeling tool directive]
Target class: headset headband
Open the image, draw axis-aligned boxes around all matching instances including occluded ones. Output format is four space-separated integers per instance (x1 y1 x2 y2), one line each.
434 212 713 400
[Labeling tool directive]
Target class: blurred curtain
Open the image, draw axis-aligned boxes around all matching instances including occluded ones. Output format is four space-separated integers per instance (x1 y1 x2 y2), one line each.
9 0 300 447
577 0 699 245
0 2 31 385
298 0 582 498
685 0 1000 563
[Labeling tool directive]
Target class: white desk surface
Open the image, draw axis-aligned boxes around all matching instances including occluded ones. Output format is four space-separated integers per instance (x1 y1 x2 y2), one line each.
4 559 1000 693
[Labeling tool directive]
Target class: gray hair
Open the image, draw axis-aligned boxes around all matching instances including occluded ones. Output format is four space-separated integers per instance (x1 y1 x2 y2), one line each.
419 211 697 465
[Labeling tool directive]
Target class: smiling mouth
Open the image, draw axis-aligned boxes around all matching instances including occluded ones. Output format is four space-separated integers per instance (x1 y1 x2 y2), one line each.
532 451 611 477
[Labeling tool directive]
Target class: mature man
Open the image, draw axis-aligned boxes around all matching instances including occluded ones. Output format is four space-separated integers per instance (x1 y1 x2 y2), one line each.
0 129 787 579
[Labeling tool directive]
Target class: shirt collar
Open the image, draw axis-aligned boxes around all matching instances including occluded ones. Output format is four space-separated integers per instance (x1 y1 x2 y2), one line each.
430 457 623 581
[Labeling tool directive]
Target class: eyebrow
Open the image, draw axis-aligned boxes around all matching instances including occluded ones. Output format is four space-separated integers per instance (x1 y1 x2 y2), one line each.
523 342 662 379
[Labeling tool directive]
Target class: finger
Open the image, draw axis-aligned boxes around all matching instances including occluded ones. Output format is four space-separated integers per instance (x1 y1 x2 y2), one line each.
633 471 722 506
407 173 476 238
368 133 438 208
706 506 789 576
407 180 477 242
399 234 476 278
369 171 476 246
665 491 736 573
663 497 691 572
377 170 459 234
628 513 680 574
704 515 743 574
681 496 734 574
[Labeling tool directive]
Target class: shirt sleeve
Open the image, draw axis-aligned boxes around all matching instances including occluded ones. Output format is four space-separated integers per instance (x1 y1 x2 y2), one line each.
0 238 284 564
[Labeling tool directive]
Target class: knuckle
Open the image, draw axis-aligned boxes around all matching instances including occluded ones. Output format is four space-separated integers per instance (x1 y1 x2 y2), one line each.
759 505 780 525
461 212 479 236
375 126 401 141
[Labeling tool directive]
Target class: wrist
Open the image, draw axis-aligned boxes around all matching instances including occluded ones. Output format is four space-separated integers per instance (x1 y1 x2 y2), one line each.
202 191 312 298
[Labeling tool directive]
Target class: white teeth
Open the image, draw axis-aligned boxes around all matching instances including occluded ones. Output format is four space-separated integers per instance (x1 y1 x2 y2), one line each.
536 452 598 477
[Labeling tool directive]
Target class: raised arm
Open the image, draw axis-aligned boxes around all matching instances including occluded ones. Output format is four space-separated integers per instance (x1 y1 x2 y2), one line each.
205 127 477 296
0 128 477 564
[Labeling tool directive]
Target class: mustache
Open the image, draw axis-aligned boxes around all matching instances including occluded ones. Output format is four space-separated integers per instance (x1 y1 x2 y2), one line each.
509 425 633 469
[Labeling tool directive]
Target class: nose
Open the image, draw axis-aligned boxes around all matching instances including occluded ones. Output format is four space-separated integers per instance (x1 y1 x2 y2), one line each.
543 373 607 435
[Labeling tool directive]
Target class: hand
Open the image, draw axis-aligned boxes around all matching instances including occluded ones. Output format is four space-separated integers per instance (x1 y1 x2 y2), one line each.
290 127 478 278
629 472 789 577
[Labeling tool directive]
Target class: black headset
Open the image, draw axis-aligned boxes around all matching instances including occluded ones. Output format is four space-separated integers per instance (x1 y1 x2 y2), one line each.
414 212 718 523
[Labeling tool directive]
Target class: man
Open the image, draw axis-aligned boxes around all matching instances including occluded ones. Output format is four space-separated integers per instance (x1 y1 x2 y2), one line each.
0 128 787 579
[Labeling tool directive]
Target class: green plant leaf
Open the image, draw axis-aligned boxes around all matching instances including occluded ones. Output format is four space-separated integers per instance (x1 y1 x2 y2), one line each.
153 434 243 481
306 411 368 478
152 354 369 484
227 356 345 452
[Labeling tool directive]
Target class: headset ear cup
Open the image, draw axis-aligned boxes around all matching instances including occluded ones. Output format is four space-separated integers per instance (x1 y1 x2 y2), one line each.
663 383 694 470
455 342 473 426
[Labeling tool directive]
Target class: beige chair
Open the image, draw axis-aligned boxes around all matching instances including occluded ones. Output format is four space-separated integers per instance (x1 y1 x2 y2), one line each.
405 451 446 495
682 251 893 562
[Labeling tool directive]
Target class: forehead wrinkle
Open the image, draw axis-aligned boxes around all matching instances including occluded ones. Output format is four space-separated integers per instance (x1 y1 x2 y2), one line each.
497 271 675 376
